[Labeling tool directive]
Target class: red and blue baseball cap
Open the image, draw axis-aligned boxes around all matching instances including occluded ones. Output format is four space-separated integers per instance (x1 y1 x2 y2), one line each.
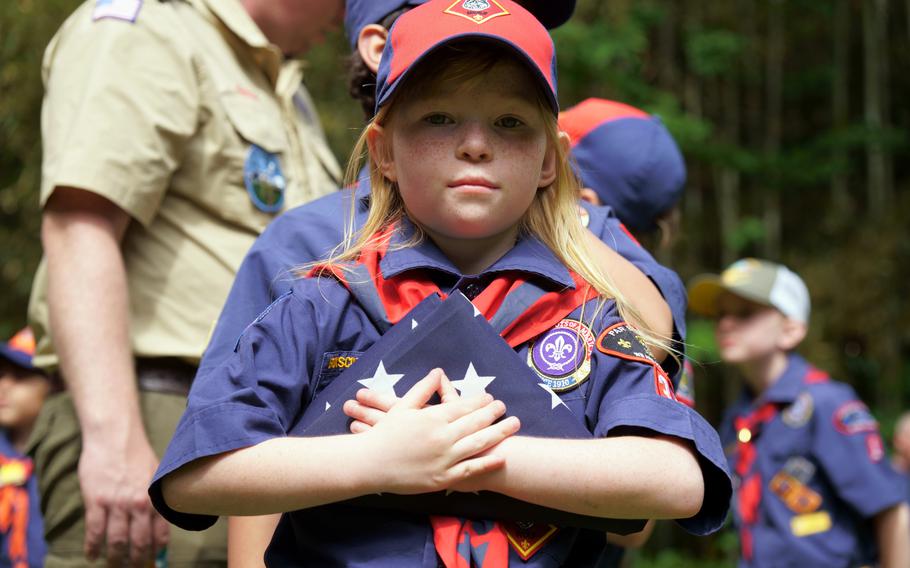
345 0 576 49
0 328 39 372
375 0 558 114
560 98 687 231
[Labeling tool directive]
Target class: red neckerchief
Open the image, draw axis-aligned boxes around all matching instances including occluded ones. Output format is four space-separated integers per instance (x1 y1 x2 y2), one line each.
0 456 33 568
310 226 593 349
311 226 595 566
733 403 779 561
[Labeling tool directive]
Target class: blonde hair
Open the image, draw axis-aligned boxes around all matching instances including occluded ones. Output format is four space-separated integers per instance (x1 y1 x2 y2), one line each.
314 43 673 358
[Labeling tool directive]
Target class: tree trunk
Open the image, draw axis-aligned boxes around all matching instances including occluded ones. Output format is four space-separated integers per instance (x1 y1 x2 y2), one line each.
863 0 888 219
830 0 851 224
718 72 741 267
763 0 784 259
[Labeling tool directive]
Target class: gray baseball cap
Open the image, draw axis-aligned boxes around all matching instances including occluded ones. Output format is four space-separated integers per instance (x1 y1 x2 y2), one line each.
688 258 810 323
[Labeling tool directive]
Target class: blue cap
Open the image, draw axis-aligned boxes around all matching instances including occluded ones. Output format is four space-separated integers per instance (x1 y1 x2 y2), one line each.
375 0 557 115
345 0 575 49
0 328 39 372
560 98 686 232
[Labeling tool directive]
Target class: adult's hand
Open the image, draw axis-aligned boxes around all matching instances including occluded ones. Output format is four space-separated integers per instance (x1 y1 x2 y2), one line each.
80 432 169 566
43 187 169 566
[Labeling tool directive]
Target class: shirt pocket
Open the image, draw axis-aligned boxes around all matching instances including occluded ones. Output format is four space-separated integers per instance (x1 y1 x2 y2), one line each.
314 350 365 395
207 90 290 228
220 90 287 155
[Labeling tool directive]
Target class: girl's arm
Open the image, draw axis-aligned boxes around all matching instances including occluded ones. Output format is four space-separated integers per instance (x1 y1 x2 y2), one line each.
161 371 520 517
453 435 702 520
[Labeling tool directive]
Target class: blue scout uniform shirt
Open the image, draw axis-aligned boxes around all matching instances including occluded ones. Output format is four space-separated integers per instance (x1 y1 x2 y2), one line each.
719 353 905 567
0 432 45 568
152 225 729 567
196 178 688 383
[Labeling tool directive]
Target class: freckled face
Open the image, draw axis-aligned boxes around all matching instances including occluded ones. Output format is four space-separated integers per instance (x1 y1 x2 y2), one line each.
378 59 556 244
714 293 789 364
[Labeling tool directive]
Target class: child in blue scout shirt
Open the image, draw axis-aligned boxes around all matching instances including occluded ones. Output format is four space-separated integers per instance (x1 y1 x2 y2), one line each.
558 96 693 567
0 329 54 568
150 1 730 565
891 412 910 519
560 98 685 247
689 258 910 567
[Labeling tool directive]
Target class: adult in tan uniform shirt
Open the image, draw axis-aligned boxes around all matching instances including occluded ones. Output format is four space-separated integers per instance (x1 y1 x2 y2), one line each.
26 0 342 565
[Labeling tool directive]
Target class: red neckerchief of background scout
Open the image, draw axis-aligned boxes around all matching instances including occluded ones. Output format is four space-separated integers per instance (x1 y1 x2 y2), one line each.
734 366 831 560
733 402 778 561
310 225 594 567
0 455 33 568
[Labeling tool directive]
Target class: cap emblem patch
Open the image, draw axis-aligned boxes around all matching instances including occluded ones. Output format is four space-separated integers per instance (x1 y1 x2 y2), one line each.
445 0 510 24
722 258 761 285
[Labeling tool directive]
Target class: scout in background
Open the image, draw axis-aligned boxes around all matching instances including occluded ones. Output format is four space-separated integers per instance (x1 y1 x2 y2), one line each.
558 98 696 564
559 98 686 255
149 1 731 565
892 411 910 497
0 328 56 568
689 258 910 567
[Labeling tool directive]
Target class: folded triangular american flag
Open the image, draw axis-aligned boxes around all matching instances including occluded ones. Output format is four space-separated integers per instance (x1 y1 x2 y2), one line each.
295 291 644 535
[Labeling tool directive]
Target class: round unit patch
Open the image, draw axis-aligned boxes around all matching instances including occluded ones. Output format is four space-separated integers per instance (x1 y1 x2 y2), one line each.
528 319 594 392
244 144 286 213
781 392 814 428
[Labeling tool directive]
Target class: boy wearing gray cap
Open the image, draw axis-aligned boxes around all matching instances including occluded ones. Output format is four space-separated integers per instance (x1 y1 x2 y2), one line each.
689 258 909 567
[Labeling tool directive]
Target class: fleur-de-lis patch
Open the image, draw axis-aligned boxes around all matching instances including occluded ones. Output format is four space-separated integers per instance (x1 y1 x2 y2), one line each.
528 319 595 392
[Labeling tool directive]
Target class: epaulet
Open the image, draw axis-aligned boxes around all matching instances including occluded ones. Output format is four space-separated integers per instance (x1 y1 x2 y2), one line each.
804 367 830 384
92 0 144 23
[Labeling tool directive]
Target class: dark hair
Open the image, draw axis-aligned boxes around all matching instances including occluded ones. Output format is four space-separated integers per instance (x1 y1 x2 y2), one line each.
346 7 410 120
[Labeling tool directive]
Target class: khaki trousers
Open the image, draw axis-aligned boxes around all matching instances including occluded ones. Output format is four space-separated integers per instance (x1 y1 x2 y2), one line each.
27 392 228 567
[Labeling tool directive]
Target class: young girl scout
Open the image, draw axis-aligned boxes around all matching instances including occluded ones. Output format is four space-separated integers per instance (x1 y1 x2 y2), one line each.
150 1 731 565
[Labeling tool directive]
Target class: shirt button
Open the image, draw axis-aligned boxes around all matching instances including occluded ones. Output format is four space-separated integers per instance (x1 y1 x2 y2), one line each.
461 281 484 300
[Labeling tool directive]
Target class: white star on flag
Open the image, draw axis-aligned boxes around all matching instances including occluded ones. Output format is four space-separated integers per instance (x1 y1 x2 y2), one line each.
411 319 418 330
473 304 482 317
325 402 331 412
358 361 404 397
538 383 567 409
450 362 496 398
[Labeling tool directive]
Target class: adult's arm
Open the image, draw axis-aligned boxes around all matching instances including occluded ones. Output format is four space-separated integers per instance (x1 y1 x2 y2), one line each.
43 187 169 567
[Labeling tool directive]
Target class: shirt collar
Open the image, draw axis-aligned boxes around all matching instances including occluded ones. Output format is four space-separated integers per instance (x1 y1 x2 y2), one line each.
379 219 577 290
738 352 811 407
194 0 285 83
